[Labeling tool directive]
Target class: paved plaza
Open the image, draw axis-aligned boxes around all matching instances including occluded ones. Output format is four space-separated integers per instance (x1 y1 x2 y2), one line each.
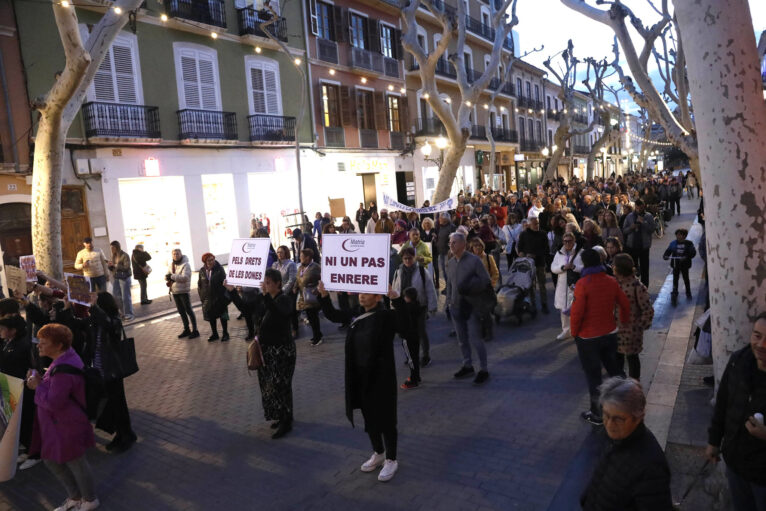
0 197 703 511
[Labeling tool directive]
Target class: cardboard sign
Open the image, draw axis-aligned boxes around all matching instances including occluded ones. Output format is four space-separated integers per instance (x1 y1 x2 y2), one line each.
227 238 272 287
321 234 390 294
329 198 346 219
65 273 91 306
18 256 36 282
4 266 26 299
0 373 23 482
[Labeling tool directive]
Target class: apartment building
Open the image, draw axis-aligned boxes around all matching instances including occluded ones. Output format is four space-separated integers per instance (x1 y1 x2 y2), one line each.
15 0 315 267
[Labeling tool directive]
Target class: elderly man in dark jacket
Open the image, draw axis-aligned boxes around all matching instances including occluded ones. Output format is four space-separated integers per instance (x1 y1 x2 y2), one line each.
290 228 320 263
581 377 673 510
707 313 766 511
317 281 406 483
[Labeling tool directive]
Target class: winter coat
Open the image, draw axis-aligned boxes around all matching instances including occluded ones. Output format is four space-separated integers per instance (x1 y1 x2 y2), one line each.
74 248 109 278
709 346 766 485
399 239 433 268
375 217 395 234
110 250 132 280
197 261 229 321
435 222 456 254
272 259 298 295
479 252 500 288
551 247 584 311
581 423 673 511
294 262 321 311
445 251 492 314
570 269 631 339
663 239 696 270
292 236 320 263
319 296 406 431
391 263 437 312
517 228 549 267
616 276 654 355
34 348 95 464
167 255 192 295
258 292 294 348
131 249 152 280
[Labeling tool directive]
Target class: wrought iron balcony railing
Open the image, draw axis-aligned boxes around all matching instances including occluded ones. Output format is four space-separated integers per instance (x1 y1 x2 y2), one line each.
237 7 287 41
164 0 226 28
247 114 295 142
177 109 237 140
82 102 161 139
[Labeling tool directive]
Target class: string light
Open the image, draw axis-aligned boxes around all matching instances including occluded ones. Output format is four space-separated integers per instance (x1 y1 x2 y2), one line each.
423 93 429 99
210 31 218 39
483 104 489 109
160 13 168 21
387 84 394 91
60 0 69 6
328 69 335 75
254 46 262 53
113 6 122 14
400 87 406 94
294 58 301 65
465 100 472 106
360 77 367 84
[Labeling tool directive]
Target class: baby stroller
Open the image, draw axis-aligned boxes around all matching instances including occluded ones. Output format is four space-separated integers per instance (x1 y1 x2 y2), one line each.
494 256 537 324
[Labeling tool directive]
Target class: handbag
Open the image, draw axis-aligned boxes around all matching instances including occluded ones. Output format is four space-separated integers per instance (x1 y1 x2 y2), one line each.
302 285 319 306
143 264 152 275
116 326 139 378
247 337 264 371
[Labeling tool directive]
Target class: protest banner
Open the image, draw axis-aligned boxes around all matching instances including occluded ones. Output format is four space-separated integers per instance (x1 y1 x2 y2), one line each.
65 273 92 306
18 256 36 282
0 373 24 482
4 266 26 299
321 234 390 294
227 238 272 287
382 193 457 214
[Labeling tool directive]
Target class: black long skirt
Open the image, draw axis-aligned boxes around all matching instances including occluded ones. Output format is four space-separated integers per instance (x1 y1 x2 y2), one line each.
257 343 296 421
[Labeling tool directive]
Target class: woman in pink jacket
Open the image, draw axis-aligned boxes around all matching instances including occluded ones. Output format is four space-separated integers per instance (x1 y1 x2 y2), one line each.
26 323 98 511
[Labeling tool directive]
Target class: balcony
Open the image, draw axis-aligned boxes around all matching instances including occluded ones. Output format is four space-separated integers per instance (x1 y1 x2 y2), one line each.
317 38 338 64
82 102 160 140
237 7 287 42
324 126 344 147
489 77 516 96
470 124 486 139
419 0 456 17
409 59 457 81
164 0 226 28
247 114 295 143
359 128 378 148
465 15 494 41
390 131 405 150
573 145 590 154
416 117 446 136
501 82 515 96
520 139 542 152
572 113 589 124
349 46 400 79
546 109 560 121
177 109 237 140
490 128 518 143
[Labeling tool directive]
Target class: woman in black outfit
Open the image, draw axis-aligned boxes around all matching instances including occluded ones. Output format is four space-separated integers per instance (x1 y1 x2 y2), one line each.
254 269 296 439
198 253 230 342
0 314 35 458
88 292 137 452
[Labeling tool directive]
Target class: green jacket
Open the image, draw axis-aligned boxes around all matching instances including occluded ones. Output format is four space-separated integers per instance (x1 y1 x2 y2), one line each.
399 240 433 267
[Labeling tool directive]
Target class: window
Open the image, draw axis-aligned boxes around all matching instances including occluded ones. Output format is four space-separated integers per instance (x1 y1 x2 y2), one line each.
527 118 534 142
502 113 509 131
245 56 281 115
86 30 143 104
174 43 221 111
518 117 525 140
536 120 542 143
525 81 531 99
463 52 472 71
356 89 374 130
387 95 400 132
554 98 559 111
321 83 341 127
350 14 366 49
316 2 333 40
516 78 522 96
380 24 394 58
546 96 551 109
534 84 540 103
548 129 553 146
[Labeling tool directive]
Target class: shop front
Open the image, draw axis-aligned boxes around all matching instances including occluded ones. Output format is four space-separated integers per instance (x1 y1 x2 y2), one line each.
514 156 546 191
414 148 475 204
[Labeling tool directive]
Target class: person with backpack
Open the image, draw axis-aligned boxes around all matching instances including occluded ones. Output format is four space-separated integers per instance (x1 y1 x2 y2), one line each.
26 323 99 511
663 228 697 306
391 247 437 375
85 292 137 453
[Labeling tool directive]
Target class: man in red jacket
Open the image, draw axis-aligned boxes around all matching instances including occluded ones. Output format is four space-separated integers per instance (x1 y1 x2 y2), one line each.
570 249 631 425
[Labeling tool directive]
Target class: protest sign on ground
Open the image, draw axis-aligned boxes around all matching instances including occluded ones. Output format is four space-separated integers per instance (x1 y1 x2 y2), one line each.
321 234 390 294
227 239 272 287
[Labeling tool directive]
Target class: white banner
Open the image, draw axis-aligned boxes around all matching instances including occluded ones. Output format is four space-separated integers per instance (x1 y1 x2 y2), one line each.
382 193 457 214
321 234 390 294
226 238 272 287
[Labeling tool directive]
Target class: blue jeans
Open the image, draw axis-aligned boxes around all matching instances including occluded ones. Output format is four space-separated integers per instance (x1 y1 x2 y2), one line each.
727 466 766 511
452 309 487 371
438 254 449 287
90 275 107 292
112 277 134 317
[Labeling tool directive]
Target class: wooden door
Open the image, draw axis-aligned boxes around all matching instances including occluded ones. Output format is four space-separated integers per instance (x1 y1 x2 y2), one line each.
361 173 377 206
61 186 91 272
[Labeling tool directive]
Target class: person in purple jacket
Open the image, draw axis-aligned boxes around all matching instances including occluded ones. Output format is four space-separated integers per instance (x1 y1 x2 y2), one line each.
26 323 99 511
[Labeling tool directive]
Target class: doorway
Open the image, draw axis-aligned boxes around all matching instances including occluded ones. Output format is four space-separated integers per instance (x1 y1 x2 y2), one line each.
361 173 377 208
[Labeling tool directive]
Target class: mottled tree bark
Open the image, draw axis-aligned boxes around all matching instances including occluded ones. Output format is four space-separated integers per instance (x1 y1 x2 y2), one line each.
675 0 766 383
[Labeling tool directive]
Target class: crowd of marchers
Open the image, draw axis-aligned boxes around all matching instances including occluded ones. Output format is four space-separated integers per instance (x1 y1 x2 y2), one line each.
2 166 766 510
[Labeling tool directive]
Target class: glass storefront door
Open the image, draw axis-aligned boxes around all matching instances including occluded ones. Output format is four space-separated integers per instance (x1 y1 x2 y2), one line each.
201 174 238 255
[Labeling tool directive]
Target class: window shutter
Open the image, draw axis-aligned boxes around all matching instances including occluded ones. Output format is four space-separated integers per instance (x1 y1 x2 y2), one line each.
263 67 280 114
374 91 387 131
339 85 354 126
180 53 201 109
317 83 326 125
394 29 403 60
112 43 138 104
93 51 116 102
333 6 347 43
307 0 318 35
198 56 219 110
368 20 380 54
250 67 266 113
399 95 409 133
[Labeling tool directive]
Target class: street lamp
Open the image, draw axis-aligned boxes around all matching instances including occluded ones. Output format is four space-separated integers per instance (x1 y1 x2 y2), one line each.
541 147 549 157
421 136 449 169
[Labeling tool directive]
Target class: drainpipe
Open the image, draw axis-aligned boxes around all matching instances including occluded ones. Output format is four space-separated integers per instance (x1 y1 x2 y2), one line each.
0 50 20 172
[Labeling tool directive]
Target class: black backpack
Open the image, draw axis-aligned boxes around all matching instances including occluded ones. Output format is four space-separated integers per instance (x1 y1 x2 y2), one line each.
49 364 106 421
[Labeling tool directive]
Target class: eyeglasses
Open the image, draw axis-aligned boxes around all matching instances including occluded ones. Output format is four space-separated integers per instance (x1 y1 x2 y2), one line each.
563 239 575 243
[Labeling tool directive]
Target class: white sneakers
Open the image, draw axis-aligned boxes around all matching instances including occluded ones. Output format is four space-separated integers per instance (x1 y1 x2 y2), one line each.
360 452 385 472
78 499 100 511
556 329 571 340
19 458 41 470
377 460 398 482
53 499 80 511
360 452 398 482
